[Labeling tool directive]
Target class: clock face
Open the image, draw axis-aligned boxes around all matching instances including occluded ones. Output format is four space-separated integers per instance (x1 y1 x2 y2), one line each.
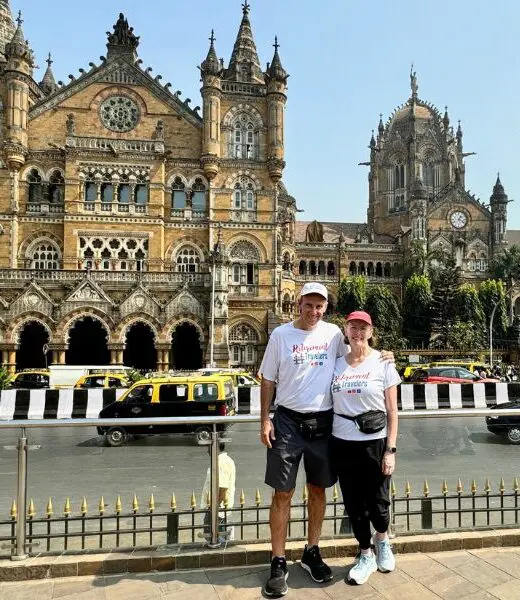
450 211 467 229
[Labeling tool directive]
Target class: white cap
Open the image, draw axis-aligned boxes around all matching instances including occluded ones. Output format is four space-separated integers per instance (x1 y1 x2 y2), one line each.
299 282 328 300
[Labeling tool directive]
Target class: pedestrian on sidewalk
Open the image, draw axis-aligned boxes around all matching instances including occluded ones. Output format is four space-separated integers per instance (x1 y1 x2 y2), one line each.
259 283 393 596
331 310 400 585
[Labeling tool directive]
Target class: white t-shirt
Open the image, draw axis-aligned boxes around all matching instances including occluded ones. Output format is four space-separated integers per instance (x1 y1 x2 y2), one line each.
200 452 236 516
259 320 346 413
331 350 401 441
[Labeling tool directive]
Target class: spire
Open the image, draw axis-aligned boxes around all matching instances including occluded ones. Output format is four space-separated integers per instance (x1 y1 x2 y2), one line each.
4 10 34 66
369 130 376 149
491 173 508 204
0 0 15 62
266 36 288 84
443 106 450 130
200 30 221 77
106 12 139 62
224 2 263 83
40 52 58 95
378 113 384 138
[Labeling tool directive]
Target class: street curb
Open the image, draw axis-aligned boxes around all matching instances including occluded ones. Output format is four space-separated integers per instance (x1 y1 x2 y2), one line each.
1 529 519 581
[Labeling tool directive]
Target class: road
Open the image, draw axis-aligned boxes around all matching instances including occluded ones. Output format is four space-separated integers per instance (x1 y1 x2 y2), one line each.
0 417 519 519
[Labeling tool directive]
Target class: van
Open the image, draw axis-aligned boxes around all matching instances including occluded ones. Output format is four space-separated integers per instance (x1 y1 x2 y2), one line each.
49 365 131 388
97 374 236 446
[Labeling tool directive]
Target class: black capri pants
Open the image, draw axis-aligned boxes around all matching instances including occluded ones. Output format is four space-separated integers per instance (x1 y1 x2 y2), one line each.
330 436 390 550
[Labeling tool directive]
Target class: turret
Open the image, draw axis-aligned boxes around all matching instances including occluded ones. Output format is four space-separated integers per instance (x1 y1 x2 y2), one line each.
200 31 222 180
377 113 384 142
456 120 463 152
265 37 288 182
4 11 34 170
443 106 450 131
490 174 508 250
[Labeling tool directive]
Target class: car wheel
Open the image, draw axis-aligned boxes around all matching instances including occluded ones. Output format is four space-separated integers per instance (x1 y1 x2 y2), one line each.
195 426 212 445
506 427 520 444
105 427 127 447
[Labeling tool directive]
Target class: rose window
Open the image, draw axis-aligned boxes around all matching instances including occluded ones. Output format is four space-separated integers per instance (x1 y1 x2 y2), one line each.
99 96 140 132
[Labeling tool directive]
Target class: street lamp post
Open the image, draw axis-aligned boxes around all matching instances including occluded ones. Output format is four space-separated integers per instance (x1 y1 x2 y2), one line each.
209 256 216 368
489 301 499 367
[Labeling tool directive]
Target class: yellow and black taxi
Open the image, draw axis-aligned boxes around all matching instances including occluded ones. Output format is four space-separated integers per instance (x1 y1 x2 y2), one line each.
97 374 236 446
10 369 50 389
74 372 130 389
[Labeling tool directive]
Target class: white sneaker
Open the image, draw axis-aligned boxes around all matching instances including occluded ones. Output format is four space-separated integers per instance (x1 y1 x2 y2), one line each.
347 552 377 585
374 537 395 573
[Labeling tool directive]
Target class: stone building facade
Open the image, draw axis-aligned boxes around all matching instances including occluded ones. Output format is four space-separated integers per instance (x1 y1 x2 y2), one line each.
0 2 513 372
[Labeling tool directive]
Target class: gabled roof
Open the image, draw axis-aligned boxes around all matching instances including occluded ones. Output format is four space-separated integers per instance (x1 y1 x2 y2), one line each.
428 183 491 218
29 56 202 127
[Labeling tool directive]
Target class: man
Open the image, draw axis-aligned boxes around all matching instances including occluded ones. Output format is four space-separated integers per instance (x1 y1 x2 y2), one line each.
200 442 236 543
259 282 345 596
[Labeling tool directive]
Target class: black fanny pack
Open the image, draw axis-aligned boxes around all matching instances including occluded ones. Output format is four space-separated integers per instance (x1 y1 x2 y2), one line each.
277 405 333 441
334 410 386 434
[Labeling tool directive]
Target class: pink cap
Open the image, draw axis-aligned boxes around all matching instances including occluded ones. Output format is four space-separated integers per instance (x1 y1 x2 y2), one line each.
345 311 373 326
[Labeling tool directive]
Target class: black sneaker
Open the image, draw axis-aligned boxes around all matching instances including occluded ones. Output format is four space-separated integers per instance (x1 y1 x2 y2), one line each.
264 557 289 597
300 544 333 583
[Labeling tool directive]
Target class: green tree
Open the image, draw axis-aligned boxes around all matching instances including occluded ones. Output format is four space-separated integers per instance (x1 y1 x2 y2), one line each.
430 262 460 347
445 321 485 352
337 275 366 315
489 245 520 320
478 279 508 345
402 274 432 346
453 283 486 334
365 285 402 333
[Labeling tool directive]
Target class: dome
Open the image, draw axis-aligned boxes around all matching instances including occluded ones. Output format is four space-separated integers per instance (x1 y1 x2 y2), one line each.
389 100 438 125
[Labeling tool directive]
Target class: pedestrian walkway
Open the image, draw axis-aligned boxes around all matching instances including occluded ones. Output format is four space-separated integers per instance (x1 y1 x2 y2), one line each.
2 547 520 599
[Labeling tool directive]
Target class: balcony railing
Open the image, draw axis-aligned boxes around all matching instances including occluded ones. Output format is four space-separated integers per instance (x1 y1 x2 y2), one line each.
83 202 148 215
66 135 164 155
229 284 258 296
25 203 64 214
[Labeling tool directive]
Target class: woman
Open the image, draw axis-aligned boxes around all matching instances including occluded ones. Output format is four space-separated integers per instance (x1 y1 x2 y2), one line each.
330 310 400 585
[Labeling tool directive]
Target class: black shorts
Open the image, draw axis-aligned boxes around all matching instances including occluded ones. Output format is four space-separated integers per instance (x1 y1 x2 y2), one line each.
265 407 336 491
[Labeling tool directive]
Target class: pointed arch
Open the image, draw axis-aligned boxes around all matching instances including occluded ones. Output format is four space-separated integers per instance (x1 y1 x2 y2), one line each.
7 314 54 345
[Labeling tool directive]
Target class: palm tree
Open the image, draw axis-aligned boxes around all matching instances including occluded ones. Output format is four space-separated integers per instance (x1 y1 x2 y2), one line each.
489 245 520 322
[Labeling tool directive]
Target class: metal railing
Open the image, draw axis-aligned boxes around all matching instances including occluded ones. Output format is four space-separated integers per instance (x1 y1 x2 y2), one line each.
2 409 520 560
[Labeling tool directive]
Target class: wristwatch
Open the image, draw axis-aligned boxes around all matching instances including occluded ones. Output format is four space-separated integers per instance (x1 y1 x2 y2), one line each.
385 446 397 454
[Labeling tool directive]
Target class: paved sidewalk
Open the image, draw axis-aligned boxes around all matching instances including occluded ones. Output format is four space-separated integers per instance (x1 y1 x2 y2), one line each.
2 547 520 599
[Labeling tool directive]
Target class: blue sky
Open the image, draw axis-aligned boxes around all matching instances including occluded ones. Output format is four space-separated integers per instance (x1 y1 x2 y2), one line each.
16 0 520 227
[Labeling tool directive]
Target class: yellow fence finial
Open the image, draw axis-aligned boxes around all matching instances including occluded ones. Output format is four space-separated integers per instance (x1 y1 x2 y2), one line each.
457 478 463 494
391 480 396 497
190 491 197 509
170 493 177 511
405 481 411 497
149 493 155 513
10 500 17 520
303 485 308 503
514 477 519 492
442 480 448 496
423 480 429 497
332 484 339 501
500 477 505 493
240 489 245 507
485 478 491 494
99 496 105 515
205 491 210 508
46 498 53 518
133 494 139 513
115 495 122 515
27 499 35 518
81 496 88 516
64 497 71 517
471 479 477 495
255 488 261 506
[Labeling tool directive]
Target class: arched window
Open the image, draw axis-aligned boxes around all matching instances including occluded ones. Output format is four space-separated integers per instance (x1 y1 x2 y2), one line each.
384 262 391 277
358 262 366 275
48 171 64 203
327 261 335 276
387 161 406 211
282 293 291 314
309 260 317 276
231 116 258 159
27 169 43 203
101 183 114 203
349 261 357 276
318 261 326 276
229 322 260 366
282 252 291 272
30 241 61 270
233 178 256 211
367 262 374 277
191 178 207 212
229 240 260 289
175 246 201 273
172 177 186 209
299 260 307 275
117 174 130 204
85 182 97 202
375 262 383 277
